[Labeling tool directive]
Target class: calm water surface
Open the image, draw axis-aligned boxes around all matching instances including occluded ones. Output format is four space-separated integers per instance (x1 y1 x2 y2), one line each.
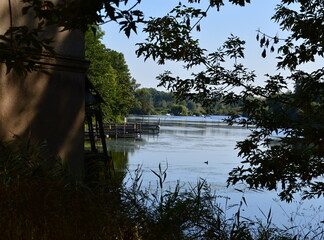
106 115 323 228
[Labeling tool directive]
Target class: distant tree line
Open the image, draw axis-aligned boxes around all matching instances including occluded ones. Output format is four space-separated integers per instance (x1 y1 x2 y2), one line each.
129 87 241 116
85 27 242 120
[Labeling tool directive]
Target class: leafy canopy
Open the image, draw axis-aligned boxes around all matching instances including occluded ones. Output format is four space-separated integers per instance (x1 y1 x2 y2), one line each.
152 0 323 201
1 0 323 201
85 27 135 121
0 0 251 75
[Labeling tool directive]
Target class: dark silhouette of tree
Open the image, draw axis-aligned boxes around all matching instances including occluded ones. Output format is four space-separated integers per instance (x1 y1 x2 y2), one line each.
155 0 323 201
0 0 250 75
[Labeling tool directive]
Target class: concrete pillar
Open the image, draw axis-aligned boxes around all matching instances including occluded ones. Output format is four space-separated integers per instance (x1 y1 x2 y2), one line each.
0 0 88 176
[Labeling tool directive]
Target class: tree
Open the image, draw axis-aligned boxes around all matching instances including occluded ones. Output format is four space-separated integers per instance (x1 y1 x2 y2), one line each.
155 1 323 201
129 87 232 115
85 27 135 121
0 0 144 76
0 0 251 76
130 88 155 115
1 0 323 200
170 104 188 116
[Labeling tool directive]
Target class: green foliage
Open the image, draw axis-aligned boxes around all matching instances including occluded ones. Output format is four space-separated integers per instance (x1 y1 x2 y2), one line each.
121 164 301 240
130 87 239 116
130 88 156 115
20 0 145 33
136 2 206 66
1 0 252 76
154 1 324 201
2 0 323 202
272 0 323 70
0 135 63 184
0 137 134 239
170 104 188 116
85 27 136 121
0 23 55 76
1 0 144 76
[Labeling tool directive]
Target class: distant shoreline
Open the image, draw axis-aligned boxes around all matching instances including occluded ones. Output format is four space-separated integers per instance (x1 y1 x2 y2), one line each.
127 114 249 128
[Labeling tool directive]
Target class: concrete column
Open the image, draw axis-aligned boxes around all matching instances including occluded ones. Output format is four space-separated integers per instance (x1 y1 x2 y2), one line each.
0 0 88 176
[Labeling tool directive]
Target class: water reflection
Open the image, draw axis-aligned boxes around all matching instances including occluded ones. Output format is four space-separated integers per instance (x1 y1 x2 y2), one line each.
109 151 129 171
111 118 250 188
106 151 130 188
161 127 206 136
106 138 145 153
107 116 323 228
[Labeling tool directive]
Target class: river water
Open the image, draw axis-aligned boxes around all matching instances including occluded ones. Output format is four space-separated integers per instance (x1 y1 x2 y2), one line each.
106 115 323 231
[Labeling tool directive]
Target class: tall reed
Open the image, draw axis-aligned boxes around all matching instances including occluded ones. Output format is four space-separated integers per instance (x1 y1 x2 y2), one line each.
0 137 322 239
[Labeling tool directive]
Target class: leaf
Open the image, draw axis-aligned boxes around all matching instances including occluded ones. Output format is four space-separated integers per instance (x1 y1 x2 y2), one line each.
267 208 272 222
260 36 265 47
186 18 190 27
262 49 266 58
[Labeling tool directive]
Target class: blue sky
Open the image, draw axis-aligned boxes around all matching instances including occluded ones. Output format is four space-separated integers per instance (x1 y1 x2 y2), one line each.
101 0 320 90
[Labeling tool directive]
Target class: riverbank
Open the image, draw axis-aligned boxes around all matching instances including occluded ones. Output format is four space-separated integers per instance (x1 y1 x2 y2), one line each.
2 136 323 239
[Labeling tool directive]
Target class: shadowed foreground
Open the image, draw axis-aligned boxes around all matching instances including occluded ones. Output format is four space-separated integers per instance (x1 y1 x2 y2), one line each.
0 138 322 240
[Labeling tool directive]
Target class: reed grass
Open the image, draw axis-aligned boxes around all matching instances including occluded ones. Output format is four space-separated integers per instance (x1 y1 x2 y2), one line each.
0 137 322 239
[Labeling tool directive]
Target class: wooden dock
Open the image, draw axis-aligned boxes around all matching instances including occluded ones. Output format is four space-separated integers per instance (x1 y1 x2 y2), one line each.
103 122 160 138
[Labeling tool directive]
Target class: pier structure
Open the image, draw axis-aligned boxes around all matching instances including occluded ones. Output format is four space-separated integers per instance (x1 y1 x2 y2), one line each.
85 122 160 140
104 122 160 138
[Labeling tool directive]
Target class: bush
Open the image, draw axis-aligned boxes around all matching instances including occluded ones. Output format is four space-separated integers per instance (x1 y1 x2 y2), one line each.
0 137 124 239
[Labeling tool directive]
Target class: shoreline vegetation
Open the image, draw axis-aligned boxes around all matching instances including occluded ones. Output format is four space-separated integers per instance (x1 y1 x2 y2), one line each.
129 88 242 117
85 26 243 124
126 114 246 125
1 0 322 238
2 137 322 239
